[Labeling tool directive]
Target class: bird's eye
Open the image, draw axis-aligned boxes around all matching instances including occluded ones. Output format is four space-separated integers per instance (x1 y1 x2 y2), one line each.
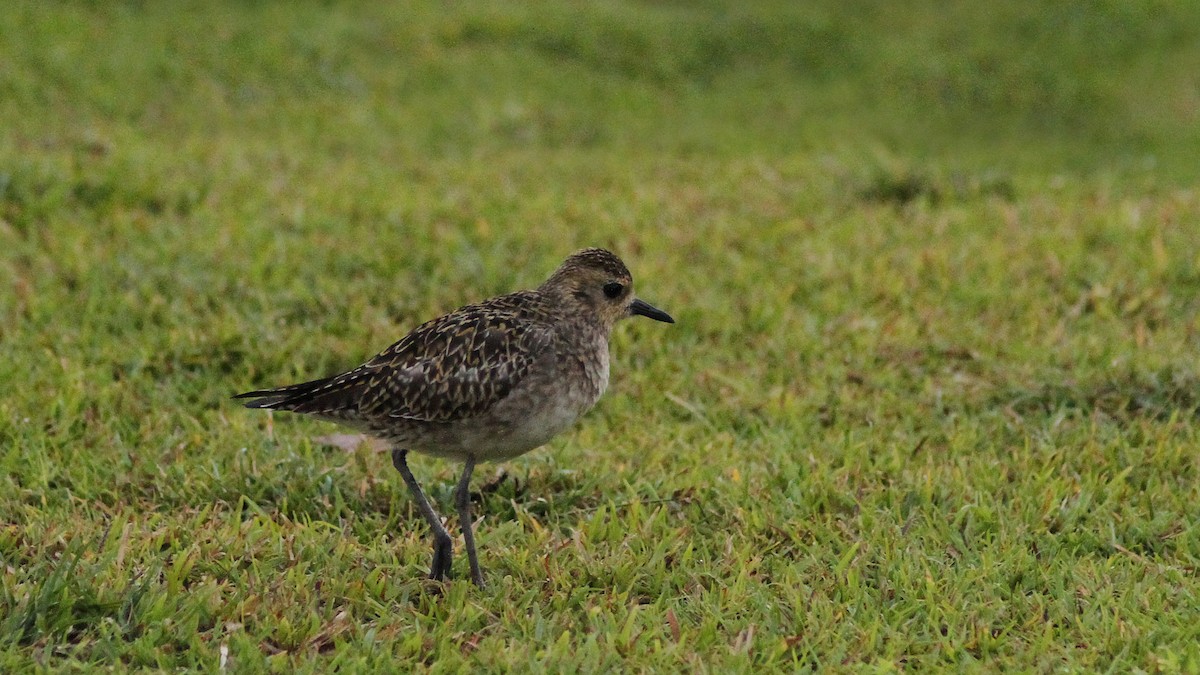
603 282 624 299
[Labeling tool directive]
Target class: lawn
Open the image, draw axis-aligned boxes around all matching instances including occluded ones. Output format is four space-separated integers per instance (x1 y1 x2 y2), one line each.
3 1 1200 671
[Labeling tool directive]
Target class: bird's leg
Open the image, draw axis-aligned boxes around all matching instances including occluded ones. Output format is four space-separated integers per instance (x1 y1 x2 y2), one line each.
455 455 485 588
391 448 453 581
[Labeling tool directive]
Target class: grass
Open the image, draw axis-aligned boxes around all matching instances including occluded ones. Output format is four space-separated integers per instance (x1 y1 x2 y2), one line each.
3 0 1200 671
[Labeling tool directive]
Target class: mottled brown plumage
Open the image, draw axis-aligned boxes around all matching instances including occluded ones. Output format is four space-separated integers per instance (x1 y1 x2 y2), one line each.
236 248 673 586
238 292 554 426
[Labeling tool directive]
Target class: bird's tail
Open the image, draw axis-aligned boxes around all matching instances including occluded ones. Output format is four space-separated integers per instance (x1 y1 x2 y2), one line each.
233 376 336 411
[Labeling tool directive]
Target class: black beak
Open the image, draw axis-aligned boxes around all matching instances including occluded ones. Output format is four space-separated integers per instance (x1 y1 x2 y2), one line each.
630 298 675 323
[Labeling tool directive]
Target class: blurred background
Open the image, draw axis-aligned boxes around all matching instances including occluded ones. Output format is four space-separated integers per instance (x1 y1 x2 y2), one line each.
5 1 1200 182
4 2 1200 669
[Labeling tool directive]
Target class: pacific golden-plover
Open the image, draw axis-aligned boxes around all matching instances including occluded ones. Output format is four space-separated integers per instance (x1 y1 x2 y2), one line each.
236 248 674 587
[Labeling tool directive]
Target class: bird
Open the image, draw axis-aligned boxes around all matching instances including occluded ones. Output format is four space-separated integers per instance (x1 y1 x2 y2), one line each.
235 248 674 587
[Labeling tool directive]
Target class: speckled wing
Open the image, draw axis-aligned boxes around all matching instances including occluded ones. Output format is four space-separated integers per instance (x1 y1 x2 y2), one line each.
356 299 554 423
236 292 554 424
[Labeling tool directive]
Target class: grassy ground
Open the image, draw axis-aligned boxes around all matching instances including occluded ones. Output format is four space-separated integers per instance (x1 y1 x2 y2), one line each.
3 1 1200 671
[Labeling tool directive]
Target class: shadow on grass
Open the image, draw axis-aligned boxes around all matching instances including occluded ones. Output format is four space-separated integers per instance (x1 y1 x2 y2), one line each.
993 368 1200 422
858 165 1016 206
0 164 208 233
189 456 615 534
